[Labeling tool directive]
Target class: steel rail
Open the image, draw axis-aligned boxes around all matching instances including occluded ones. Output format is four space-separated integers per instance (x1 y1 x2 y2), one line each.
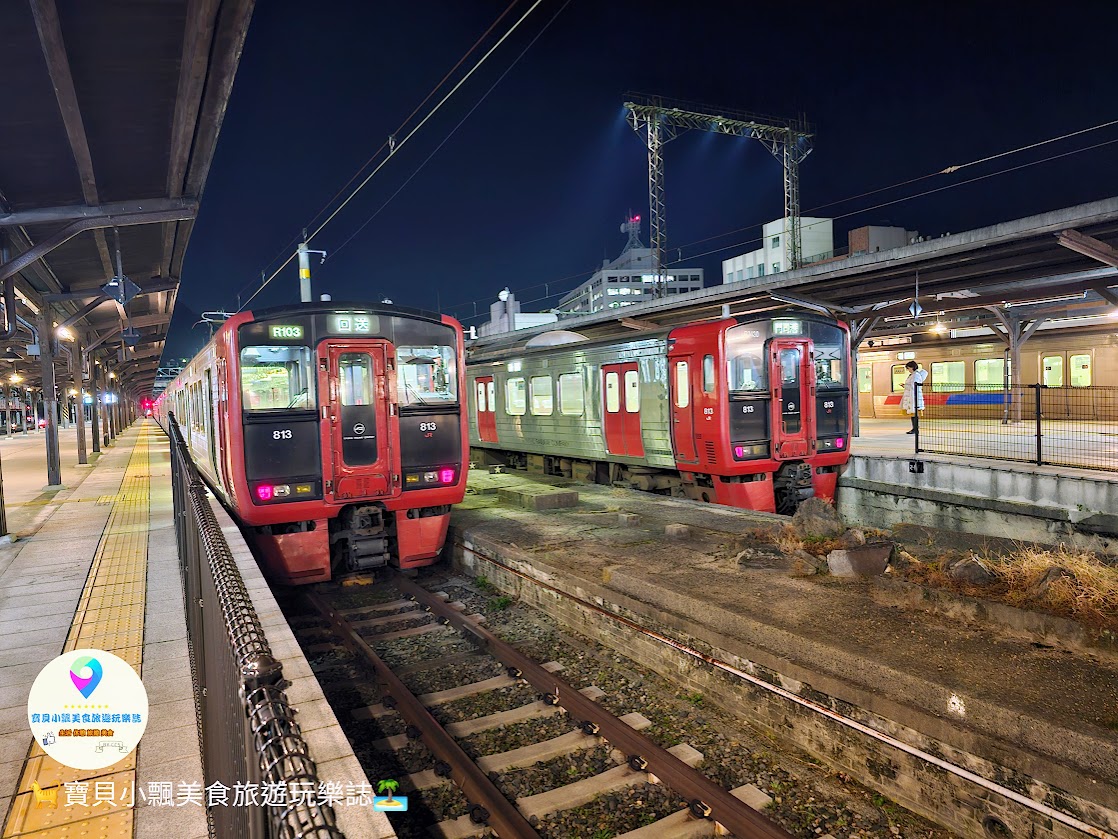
450 541 1118 839
393 575 794 839
303 590 542 839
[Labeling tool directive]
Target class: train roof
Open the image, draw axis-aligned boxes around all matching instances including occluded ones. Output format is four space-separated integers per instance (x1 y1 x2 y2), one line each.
249 301 451 327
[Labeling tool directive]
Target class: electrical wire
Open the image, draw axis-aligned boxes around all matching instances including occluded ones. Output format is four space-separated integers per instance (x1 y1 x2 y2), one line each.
237 0 546 313
326 0 571 263
228 0 522 309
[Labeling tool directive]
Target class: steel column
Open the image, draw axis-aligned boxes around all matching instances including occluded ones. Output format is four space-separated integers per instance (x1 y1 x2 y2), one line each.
90 362 101 453
37 311 61 486
73 340 87 464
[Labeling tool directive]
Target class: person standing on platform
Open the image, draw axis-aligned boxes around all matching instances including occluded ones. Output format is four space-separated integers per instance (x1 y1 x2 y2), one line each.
900 360 928 435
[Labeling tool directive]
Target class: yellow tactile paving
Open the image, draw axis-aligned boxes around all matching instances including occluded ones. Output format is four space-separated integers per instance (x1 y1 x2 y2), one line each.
3 427 155 839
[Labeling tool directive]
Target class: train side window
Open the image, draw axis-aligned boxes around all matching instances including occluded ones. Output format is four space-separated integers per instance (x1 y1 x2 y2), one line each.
530 376 553 416
1042 356 1063 387
240 346 315 410
930 361 965 392
604 372 620 413
702 355 715 394
1070 354 1091 387
974 358 1005 391
475 381 487 413
558 373 584 416
674 361 690 408
506 377 526 415
891 365 908 393
624 370 640 413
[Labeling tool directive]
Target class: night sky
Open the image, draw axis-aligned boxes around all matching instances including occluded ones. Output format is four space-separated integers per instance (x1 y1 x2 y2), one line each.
165 0 1118 360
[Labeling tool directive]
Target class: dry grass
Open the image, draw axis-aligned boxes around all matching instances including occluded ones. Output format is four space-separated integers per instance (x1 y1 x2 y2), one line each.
992 546 1118 631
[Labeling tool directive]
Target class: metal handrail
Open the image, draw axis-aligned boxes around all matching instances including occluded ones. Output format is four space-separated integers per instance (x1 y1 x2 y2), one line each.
167 412 345 839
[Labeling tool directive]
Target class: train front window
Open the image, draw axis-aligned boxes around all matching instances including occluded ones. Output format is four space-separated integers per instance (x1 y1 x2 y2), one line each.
725 325 767 393
397 345 457 406
240 346 315 411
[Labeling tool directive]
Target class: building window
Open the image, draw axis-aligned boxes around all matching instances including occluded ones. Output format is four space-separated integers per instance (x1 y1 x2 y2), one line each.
772 262 781 273
930 361 965 392
505 377 526 415
558 373 584 416
771 235 780 248
758 264 765 277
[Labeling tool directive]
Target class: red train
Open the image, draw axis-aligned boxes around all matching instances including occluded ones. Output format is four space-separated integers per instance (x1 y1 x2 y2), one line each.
156 303 468 584
466 312 852 514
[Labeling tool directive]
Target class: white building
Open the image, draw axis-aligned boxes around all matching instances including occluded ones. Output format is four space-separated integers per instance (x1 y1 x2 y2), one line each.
558 217 704 315
721 217 834 284
477 289 558 337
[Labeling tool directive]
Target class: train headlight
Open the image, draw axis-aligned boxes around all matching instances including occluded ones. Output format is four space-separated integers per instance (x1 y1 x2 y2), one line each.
404 467 459 489
254 483 293 502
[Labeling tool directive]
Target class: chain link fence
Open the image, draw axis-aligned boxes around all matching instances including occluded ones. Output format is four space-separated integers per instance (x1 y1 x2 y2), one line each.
168 413 346 839
913 383 1118 471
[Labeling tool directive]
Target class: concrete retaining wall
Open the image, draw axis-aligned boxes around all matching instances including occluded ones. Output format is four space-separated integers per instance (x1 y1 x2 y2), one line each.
838 456 1118 554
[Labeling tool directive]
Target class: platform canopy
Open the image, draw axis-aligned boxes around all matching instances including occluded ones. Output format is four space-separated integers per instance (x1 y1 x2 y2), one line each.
0 0 255 398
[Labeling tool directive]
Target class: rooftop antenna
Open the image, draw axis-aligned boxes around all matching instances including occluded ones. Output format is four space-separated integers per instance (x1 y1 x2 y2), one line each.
620 211 643 253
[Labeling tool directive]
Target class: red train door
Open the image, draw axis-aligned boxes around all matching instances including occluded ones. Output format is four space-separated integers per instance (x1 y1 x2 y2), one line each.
475 376 498 443
668 354 698 463
320 343 394 501
770 340 813 460
602 363 644 458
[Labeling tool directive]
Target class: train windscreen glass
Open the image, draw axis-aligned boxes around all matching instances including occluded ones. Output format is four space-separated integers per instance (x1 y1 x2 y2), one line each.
397 345 457 406
240 346 316 410
725 326 768 393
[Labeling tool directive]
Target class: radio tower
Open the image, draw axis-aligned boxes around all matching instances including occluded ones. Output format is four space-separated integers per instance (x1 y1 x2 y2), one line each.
620 212 643 253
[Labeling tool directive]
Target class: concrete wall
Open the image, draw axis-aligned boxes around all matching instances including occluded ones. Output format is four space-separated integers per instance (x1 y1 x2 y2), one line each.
722 217 834 282
838 455 1118 554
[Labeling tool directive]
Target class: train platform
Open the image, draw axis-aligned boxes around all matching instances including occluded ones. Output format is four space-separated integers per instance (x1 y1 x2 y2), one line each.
0 421 394 839
449 467 1118 838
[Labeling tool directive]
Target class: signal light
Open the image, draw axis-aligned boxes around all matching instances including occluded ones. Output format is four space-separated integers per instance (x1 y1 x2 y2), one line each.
439 468 455 484
835 437 845 448
256 484 274 501
734 446 745 458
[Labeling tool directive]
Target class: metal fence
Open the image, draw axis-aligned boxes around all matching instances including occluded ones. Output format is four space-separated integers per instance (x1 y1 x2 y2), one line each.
913 383 1118 472
167 413 346 839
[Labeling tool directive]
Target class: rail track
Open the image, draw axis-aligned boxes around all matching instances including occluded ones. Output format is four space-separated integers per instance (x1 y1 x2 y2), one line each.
291 572 797 839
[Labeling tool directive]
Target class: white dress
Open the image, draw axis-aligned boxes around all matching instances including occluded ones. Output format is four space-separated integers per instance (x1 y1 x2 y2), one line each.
900 369 928 415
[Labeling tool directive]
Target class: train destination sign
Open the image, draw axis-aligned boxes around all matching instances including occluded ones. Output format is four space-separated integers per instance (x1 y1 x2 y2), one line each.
330 314 374 334
772 320 803 336
269 324 304 340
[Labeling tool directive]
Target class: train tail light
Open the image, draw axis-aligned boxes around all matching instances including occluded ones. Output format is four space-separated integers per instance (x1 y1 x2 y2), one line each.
256 484 274 501
439 468 456 484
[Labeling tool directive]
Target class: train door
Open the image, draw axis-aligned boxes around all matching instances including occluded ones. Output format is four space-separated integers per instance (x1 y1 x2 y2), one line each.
770 340 813 459
321 343 394 501
667 354 698 463
856 363 875 418
475 376 498 443
601 363 644 458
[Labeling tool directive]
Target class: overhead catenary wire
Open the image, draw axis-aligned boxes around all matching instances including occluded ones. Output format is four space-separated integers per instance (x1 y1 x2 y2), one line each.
327 0 572 263
439 125 1118 322
237 0 546 313
227 1 521 310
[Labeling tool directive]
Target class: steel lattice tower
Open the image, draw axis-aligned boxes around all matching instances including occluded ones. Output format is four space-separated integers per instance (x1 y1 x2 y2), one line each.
625 94 813 276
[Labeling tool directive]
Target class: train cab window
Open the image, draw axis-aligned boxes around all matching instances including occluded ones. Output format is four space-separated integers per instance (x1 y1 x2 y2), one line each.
1070 354 1092 387
624 370 640 413
398 345 457 406
506 377 526 415
702 355 715 394
530 376 553 416
930 361 965 392
891 365 908 393
339 354 373 405
604 372 620 413
725 325 767 393
974 358 1005 391
675 361 690 408
1042 356 1063 387
240 346 315 411
558 373 584 416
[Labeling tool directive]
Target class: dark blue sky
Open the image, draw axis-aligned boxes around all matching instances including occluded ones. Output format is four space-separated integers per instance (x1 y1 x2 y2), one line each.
167 0 1118 359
